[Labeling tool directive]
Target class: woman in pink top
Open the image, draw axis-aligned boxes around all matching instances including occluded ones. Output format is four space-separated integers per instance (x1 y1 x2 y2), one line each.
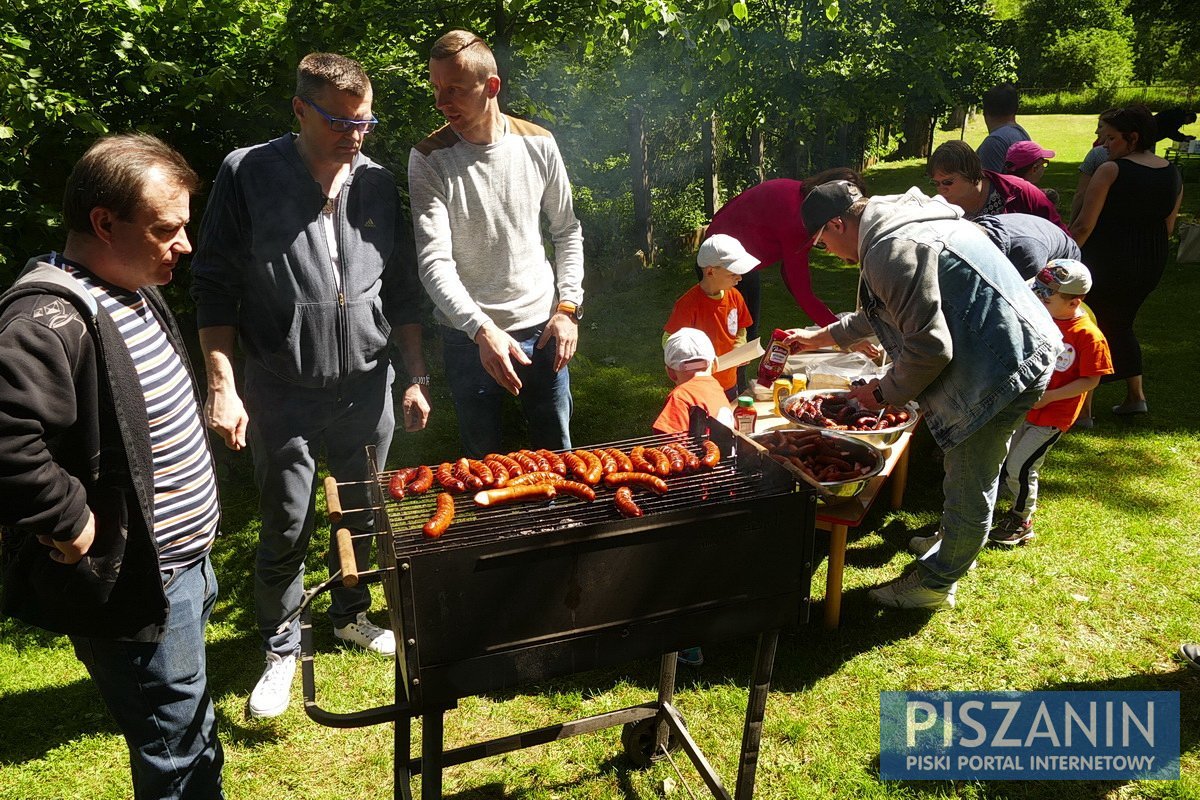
704 168 866 338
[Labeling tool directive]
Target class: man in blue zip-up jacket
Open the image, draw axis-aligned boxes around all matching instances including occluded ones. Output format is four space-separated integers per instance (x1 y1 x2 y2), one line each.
191 53 430 719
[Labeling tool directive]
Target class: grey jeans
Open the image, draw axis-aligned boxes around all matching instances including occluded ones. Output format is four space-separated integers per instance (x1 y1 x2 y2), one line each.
245 362 394 656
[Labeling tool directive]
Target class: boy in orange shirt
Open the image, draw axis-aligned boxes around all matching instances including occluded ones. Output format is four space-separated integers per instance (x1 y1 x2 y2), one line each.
664 234 757 399
990 260 1113 546
652 328 734 434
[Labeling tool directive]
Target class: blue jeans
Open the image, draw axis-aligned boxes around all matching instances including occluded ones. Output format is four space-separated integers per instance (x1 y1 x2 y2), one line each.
441 324 573 458
71 556 224 800
918 381 1044 589
245 362 394 656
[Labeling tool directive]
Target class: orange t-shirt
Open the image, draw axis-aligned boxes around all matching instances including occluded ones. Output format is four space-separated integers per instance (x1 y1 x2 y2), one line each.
1027 313 1113 431
653 374 732 434
664 285 752 391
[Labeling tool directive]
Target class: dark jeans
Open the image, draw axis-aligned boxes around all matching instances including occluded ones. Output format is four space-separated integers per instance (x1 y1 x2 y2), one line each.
245 362 394 655
71 556 224 800
441 324 572 458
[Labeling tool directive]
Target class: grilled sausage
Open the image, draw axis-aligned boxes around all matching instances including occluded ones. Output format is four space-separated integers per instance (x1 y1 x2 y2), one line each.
408 464 434 494
700 440 721 468
387 467 416 501
596 449 618 475
604 472 669 494
605 447 633 472
536 449 568 475
487 453 524 477
435 462 466 493
510 450 540 473
505 470 565 487
630 446 655 474
482 458 511 487
563 451 589 481
642 447 672 476
575 450 604 485
423 492 456 538
658 444 685 474
552 479 597 502
473 483 557 507
614 486 643 518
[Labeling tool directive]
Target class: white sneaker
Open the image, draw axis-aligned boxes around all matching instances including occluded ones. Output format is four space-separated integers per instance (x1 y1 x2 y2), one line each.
334 612 396 656
908 531 942 556
869 570 957 610
248 652 296 719
908 530 977 570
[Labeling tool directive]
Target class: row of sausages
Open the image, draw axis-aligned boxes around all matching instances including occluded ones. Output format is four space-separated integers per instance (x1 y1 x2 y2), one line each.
388 441 724 538
755 430 877 484
786 393 912 431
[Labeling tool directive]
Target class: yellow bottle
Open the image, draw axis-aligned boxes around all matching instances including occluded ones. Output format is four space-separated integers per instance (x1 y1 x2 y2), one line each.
772 378 793 416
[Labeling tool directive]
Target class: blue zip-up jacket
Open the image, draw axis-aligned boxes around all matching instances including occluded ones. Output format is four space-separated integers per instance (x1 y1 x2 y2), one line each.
191 134 421 389
829 189 1060 451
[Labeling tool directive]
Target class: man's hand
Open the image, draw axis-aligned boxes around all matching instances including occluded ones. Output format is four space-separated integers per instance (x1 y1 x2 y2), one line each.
37 510 95 565
849 340 882 359
537 313 578 372
848 380 883 410
402 384 431 431
204 387 249 450
782 327 834 352
475 322 531 396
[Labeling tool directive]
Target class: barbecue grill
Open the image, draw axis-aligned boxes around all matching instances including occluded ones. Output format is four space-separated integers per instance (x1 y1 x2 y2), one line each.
297 415 816 799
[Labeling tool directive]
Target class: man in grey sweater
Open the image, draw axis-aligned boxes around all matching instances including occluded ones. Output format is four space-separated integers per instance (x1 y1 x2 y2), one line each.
409 29 585 458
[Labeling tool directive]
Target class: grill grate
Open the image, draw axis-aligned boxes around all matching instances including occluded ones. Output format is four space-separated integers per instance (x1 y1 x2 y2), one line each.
377 432 775 557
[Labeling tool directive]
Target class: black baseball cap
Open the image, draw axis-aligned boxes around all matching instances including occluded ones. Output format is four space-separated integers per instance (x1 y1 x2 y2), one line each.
802 180 864 239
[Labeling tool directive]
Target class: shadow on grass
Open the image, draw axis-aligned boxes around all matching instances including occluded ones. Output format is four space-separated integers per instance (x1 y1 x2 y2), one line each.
0 630 285 765
864 667 1200 800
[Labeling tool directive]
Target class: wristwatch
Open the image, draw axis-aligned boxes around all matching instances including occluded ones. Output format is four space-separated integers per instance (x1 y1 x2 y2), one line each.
411 375 431 386
872 384 886 404
556 301 583 322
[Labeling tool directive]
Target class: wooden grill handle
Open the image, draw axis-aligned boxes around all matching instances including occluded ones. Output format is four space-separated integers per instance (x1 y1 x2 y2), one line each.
335 527 359 588
324 476 343 524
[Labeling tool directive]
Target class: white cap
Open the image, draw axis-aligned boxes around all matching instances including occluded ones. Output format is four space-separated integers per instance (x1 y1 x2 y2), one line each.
697 234 760 275
664 327 717 371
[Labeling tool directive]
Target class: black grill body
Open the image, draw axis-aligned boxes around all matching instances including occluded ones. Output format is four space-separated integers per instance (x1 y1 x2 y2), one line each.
302 420 817 800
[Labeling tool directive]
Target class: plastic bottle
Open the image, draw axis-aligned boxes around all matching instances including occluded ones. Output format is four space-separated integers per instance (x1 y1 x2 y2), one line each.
733 396 757 434
756 329 792 387
772 378 793 416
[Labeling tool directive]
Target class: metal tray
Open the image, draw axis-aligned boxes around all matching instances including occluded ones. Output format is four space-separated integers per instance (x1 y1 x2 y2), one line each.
779 389 920 448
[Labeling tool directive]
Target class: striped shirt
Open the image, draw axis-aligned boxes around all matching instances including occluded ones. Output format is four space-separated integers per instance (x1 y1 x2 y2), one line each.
65 264 219 569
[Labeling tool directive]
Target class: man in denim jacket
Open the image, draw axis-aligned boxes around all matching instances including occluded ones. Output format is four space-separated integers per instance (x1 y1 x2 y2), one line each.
786 181 1060 609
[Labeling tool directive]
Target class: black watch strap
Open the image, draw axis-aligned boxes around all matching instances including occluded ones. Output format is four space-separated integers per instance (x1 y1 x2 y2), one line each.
872 384 886 404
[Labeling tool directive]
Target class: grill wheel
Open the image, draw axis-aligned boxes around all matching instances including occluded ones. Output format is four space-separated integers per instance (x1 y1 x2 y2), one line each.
621 717 684 768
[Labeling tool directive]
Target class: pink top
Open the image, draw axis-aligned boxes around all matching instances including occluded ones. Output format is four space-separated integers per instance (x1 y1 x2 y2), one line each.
706 179 838 326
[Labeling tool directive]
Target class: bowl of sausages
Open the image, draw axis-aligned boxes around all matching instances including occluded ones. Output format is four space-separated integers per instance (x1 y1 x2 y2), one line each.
751 428 885 499
779 389 920 449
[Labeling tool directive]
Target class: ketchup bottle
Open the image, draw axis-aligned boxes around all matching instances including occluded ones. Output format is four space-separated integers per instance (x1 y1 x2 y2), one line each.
756 329 792 387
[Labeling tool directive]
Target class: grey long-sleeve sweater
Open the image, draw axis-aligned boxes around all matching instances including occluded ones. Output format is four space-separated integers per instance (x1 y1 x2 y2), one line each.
408 115 584 338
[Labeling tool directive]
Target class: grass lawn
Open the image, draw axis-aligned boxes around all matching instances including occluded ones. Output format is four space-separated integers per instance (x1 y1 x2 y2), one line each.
2 114 1198 799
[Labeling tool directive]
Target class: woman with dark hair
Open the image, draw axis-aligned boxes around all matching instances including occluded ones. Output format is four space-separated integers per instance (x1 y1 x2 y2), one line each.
926 140 1067 232
1071 104 1183 416
702 168 868 337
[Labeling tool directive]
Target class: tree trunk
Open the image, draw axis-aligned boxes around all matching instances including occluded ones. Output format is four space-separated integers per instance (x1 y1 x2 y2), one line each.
703 111 720 216
629 105 655 266
751 127 765 183
899 109 933 159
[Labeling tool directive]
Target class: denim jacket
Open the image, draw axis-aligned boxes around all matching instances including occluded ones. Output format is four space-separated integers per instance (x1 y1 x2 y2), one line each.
830 189 1060 450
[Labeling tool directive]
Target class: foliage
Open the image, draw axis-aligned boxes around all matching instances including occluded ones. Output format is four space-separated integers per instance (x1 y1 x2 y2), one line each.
1041 28 1135 88
1013 0 1136 86
1019 85 1200 115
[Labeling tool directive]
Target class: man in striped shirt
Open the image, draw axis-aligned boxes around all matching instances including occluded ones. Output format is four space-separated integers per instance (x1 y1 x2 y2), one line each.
0 134 223 799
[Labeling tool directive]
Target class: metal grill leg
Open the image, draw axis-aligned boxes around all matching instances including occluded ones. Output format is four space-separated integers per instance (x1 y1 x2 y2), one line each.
655 652 678 753
395 711 412 800
421 709 444 800
733 631 779 800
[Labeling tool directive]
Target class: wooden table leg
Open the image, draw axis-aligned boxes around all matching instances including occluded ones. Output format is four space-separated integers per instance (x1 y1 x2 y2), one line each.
889 443 911 510
823 523 849 629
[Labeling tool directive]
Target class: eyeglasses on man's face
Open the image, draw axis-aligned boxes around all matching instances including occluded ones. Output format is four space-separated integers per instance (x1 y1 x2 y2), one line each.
304 98 378 134
930 176 958 188
812 221 833 250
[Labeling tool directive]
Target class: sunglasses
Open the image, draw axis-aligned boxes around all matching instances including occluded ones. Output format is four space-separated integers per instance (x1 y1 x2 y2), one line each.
303 98 379 134
929 177 957 188
811 220 835 250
